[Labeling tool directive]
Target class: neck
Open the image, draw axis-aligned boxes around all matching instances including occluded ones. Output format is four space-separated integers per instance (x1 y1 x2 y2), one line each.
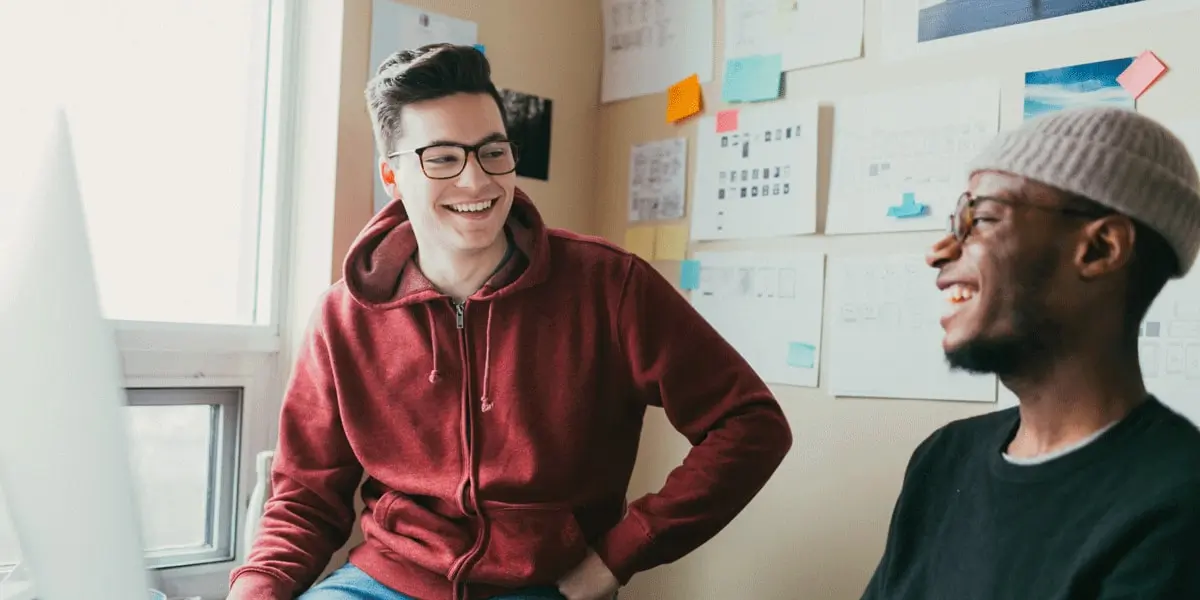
417 233 509 302
1001 344 1146 458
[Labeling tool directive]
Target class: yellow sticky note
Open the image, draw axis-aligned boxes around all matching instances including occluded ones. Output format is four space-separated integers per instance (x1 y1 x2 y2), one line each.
654 224 690 261
666 74 702 124
623 226 657 261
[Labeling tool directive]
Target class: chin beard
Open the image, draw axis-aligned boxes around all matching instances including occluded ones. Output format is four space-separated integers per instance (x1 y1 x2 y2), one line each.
944 328 1055 378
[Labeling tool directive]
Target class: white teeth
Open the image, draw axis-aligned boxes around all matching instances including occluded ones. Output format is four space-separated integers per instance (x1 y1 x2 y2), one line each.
448 200 494 213
945 284 976 304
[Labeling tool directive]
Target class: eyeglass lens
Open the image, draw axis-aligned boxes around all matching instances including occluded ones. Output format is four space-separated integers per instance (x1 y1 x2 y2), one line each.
421 142 517 179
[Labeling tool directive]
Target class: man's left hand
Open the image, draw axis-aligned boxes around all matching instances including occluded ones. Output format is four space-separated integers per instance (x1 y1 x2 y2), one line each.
557 549 619 600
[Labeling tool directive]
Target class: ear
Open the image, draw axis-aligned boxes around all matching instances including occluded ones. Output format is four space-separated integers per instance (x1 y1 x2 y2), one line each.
1074 215 1136 280
379 160 398 196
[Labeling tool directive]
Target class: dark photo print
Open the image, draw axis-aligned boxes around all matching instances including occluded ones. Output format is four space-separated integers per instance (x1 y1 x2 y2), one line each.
499 88 553 181
918 0 1146 43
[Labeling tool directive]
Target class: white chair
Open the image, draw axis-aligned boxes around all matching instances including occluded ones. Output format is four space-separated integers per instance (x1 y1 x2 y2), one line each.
242 450 276 560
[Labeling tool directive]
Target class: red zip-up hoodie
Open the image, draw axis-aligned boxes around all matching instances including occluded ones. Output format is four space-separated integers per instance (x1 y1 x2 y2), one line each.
229 189 792 600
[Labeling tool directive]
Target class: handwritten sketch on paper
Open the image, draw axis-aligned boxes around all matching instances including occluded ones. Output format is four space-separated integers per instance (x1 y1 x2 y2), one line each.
369 1 478 213
690 101 819 241
601 0 714 103
724 0 865 72
691 251 826 388
827 254 998 402
629 138 688 222
826 79 1000 235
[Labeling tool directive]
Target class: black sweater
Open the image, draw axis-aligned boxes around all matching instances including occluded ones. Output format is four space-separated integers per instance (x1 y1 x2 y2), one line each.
861 397 1200 600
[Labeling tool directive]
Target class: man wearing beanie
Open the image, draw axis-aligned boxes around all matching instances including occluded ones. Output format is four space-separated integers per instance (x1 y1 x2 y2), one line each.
861 106 1200 600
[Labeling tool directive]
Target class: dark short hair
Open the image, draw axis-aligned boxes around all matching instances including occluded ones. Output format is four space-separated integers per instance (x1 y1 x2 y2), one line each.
365 43 506 158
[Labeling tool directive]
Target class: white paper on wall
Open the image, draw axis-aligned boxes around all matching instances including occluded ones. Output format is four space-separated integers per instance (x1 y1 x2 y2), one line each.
369 1 479 214
691 251 826 388
601 0 714 103
724 0 864 71
827 253 998 403
690 100 819 241
629 138 688 222
826 79 1001 235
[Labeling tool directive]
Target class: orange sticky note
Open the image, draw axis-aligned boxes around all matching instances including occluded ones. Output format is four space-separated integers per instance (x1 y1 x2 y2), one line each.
1117 51 1168 99
653 224 691 261
666 74 703 123
623 226 657 261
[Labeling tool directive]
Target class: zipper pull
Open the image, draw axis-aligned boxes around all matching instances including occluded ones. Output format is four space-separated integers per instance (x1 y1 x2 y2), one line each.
454 301 465 329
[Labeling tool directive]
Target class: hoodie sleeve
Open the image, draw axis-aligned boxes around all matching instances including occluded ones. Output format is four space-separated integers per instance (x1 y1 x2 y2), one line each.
595 256 793 584
228 309 363 600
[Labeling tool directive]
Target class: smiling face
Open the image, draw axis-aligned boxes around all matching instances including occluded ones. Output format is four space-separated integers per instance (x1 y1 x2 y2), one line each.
928 171 1132 375
380 92 516 256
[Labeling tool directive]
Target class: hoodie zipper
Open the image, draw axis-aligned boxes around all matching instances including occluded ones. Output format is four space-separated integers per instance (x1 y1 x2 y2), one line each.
448 298 487 594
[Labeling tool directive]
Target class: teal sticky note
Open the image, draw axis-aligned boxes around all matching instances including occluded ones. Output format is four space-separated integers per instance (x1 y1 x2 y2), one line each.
680 260 702 290
473 44 486 54
887 192 929 219
722 54 783 103
786 342 816 369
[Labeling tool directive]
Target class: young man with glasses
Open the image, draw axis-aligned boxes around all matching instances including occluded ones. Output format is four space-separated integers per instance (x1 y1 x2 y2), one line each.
229 44 792 600
861 106 1200 599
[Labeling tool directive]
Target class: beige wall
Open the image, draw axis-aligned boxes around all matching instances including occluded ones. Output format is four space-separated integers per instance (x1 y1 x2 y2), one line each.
597 2 1200 600
325 0 1200 598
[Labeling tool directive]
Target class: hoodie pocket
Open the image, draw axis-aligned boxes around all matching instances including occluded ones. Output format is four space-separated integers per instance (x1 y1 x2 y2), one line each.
370 491 474 574
468 501 589 587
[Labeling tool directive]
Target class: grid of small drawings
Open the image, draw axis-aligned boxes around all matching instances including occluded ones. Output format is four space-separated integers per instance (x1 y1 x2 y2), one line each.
715 125 802 201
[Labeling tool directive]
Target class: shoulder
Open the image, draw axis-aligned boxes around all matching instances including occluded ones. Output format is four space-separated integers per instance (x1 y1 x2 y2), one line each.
544 228 664 291
904 409 1017 476
1127 399 1200 486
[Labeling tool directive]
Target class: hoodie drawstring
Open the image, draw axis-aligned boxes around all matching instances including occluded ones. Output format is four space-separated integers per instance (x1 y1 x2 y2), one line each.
426 301 495 414
425 304 440 383
479 302 495 412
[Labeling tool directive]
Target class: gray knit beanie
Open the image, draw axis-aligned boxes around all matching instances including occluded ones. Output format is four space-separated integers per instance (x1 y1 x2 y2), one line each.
967 106 1200 276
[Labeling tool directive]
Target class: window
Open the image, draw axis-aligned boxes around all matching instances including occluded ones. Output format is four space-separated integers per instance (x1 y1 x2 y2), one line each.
1 0 298 596
0 389 243 573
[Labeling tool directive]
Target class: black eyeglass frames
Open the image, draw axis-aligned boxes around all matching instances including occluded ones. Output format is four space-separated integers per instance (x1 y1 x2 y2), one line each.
387 140 519 180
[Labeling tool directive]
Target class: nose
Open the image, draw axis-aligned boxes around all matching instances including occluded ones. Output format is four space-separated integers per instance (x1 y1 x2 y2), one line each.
455 152 490 189
926 233 962 269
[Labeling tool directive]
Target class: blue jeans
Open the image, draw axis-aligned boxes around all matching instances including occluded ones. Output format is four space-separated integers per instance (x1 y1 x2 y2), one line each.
298 563 566 600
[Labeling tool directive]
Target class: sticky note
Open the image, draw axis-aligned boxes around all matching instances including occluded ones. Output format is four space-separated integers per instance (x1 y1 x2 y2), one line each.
722 54 783 103
653 224 690 261
716 109 739 133
786 342 816 369
623 226 657 261
679 260 702 290
666 74 703 123
473 44 486 54
887 192 929 219
1117 50 1167 99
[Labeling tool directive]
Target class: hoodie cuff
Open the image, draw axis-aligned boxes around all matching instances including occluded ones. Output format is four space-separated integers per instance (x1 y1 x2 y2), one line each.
228 570 292 600
594 516 653 585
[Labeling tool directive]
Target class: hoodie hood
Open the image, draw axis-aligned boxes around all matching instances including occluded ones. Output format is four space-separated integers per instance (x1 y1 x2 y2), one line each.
342 187 551 309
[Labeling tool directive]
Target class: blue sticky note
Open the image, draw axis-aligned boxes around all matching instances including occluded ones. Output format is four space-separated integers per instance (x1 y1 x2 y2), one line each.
473 44 486 54
887 192 929 219
680 260 702 290
721 54 783 103
787 342 816 369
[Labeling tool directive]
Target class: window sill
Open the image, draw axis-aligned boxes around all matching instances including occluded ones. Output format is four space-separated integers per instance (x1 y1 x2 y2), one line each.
113 321 281 354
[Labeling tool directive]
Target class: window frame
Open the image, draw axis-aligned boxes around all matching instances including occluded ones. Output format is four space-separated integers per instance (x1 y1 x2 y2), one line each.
0 0 344 596
124 385 244 571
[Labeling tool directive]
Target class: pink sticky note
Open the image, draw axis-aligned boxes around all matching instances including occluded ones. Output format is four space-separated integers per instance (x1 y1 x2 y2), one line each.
1117 51 1168 99
716 109 739 133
